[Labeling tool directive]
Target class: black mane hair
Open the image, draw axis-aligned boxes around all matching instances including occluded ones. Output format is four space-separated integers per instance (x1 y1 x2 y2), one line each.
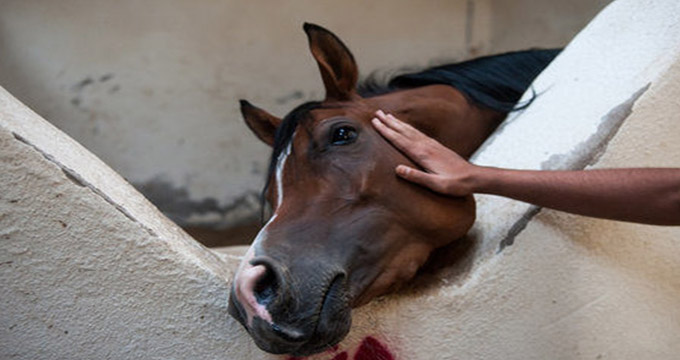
358 49 561 112
261 49 560 218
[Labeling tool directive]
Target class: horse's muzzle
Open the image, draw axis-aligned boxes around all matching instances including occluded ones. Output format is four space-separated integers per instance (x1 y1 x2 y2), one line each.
228 257 351 356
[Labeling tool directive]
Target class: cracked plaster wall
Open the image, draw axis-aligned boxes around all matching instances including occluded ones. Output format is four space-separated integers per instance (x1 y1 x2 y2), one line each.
0 0 610 230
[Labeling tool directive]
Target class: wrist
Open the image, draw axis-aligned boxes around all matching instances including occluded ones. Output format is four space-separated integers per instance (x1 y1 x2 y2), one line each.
466 165 497 194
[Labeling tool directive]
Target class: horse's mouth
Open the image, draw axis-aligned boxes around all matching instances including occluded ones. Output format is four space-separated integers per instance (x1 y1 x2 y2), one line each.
318 273 347 322
289 273 350 356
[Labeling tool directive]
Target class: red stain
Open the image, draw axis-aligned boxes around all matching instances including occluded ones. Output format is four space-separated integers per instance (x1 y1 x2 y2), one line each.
285 336 393 360
331 352 348 360
353 336 394 360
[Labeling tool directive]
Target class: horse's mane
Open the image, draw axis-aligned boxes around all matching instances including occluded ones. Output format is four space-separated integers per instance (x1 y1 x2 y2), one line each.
358 49 561 112
261 49 560 215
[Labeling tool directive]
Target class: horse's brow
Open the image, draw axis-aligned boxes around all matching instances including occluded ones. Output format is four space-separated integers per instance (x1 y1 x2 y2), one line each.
262 101 348 212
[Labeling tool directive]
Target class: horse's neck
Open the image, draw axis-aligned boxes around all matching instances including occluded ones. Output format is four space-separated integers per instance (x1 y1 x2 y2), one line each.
375 84 505 158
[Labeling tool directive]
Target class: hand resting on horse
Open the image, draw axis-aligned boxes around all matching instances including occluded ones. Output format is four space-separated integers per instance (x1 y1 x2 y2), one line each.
372 110 680 226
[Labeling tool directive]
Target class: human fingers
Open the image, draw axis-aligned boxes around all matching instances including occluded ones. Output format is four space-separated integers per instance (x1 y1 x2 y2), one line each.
372 117 414 153
374 116 449 171
381 112 431 144
375 110 433 149
375 110 411 134
396 165 447 194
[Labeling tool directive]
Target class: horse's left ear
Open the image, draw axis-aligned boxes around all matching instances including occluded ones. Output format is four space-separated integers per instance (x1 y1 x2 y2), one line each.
240 100 281 147
304 23 359 101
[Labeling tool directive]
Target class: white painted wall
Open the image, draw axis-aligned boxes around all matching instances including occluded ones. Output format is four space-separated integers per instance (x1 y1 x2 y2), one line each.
4 0 678 359
0 0 610 232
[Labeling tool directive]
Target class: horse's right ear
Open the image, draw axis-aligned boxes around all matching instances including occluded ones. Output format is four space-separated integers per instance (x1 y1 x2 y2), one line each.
303 23 359 101
240 100 281 147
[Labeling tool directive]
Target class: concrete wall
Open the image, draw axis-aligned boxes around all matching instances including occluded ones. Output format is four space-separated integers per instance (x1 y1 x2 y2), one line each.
2 0 680 359
488 0 612 53
0 0 611 237
0 86 240 358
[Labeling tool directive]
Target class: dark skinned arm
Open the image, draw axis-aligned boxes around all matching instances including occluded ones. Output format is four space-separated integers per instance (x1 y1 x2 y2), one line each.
372 110 680 226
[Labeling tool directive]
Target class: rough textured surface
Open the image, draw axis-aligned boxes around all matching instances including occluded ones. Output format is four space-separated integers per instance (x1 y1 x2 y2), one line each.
0 0 611 229
0 87 253 358
2 0 680 359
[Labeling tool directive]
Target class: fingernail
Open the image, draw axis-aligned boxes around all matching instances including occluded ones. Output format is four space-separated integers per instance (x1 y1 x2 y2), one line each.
376 109 385 117
371 118 380 125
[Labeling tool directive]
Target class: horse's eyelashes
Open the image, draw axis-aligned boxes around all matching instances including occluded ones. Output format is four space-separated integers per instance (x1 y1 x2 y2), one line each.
330 126 358 146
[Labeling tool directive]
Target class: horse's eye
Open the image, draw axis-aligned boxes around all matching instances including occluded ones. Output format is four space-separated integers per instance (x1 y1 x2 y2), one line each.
330 126 358 146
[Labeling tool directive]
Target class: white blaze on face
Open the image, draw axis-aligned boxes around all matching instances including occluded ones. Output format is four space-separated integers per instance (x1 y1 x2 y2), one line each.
233 140 293 327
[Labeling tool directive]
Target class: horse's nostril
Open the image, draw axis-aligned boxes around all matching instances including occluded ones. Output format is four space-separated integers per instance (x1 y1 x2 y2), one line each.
252 261 279 305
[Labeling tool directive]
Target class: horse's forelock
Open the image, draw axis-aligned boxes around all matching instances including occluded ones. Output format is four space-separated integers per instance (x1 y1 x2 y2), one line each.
260 101 323 220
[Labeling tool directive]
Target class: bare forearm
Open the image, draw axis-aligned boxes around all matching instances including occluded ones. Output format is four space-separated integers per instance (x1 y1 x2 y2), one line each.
371 110 680 225
471 167 680 225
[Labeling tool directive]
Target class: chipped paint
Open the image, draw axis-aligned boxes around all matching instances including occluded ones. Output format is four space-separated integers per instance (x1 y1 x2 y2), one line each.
540 84 650 171
497 84 650 253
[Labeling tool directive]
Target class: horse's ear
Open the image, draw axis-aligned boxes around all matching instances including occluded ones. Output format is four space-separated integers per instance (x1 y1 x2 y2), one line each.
240 100 281 147
303 23 359 101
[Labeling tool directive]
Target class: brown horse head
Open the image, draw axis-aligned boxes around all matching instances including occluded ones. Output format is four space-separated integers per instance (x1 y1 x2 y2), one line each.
228 23 558 356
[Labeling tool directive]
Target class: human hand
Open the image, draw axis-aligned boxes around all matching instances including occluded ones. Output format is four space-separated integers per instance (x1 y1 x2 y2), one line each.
371 110 480 197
